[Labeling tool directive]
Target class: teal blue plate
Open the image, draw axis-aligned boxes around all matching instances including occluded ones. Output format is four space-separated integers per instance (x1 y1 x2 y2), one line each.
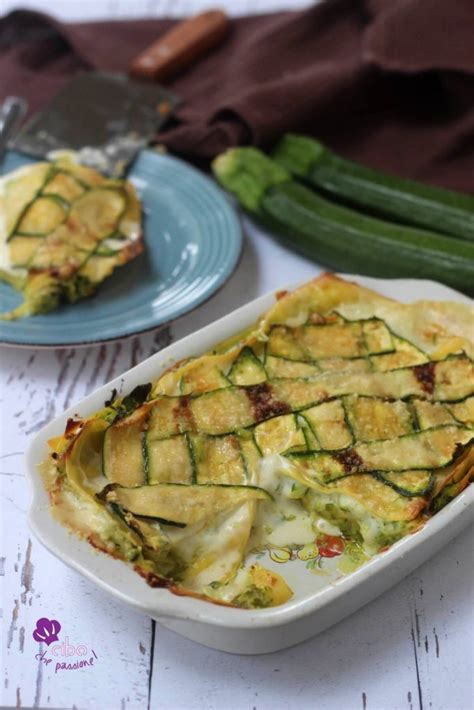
0 150 242 347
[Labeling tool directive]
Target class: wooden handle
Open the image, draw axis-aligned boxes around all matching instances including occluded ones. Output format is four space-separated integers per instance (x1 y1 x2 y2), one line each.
129 9 230 83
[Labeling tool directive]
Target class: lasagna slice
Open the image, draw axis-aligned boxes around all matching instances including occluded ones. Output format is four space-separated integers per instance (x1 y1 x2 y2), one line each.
0 156 142 319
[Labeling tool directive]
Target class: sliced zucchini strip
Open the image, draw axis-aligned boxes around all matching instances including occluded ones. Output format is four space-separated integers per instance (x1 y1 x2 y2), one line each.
147 397 183 439
70 188 126 239
103 409 148 486
265 356 320 379
99 482 270 527
179 363 230 395
8 235 45 267
18 195 66 235
345 396 413 441
146 434 194 485
239 434 261 482
78 252 120 284
28 237 86 276
191 434 246 484
370 337 428 372
42 171 85 202
306 475 425 525
285 426 473 484
254 414 305 456
351 426 472 472
362 319 393 354
66 419 110 496
434 358 474 401
302 399 352 450
318 357 371 374
118 359 474 449
376 470 433 497
447 396 474 427
267 326 307 360
3 162 51 239
300 322 365 359
191 387 255 435
228 346 267 386
414 400 455 430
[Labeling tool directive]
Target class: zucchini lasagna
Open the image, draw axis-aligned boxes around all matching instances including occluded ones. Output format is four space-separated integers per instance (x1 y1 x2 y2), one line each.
43 275 474 608
0 157 142 319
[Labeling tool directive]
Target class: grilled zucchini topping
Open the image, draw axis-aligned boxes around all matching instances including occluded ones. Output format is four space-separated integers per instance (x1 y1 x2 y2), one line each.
42 275 474 609
0 157 142 319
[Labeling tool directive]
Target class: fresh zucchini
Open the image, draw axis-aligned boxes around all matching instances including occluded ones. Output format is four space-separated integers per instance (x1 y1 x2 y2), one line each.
273 134 474 242
212 148 474 295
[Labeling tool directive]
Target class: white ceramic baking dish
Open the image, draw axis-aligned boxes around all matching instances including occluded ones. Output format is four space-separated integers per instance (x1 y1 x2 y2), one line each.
26 275 474 654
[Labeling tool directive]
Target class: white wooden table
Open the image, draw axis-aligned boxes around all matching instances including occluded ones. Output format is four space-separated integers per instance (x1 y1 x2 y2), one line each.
1 2 473 709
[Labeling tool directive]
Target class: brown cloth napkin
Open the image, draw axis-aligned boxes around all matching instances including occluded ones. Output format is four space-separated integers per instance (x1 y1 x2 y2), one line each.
1 0 473 191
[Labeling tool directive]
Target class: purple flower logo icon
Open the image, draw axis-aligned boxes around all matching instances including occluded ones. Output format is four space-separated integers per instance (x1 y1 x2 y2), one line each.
32 617 61 645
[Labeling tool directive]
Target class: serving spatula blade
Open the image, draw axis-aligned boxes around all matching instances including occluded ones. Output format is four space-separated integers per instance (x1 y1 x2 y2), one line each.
12 72 179 177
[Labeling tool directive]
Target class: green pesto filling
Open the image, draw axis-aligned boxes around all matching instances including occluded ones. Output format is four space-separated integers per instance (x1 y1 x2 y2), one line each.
304 491 416 553
232 584 273 609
